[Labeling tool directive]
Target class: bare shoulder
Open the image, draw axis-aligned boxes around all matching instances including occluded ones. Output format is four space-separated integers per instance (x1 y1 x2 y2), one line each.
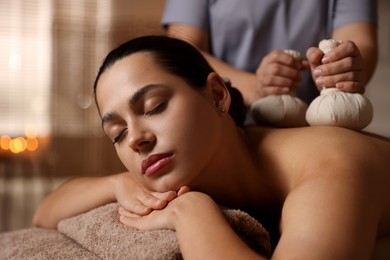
245 125 390 166
244 126 390 258
245 125 390 224
246 126 389 187
253 125 390 185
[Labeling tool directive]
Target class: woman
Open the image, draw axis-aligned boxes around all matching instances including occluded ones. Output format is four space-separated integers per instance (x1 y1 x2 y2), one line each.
34 36 390 259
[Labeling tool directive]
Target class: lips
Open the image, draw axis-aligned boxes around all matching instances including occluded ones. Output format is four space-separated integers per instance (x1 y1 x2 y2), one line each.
141 153 174 176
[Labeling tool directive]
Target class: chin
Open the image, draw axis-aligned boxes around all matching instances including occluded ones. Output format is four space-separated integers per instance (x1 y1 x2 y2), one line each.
151 177 189 193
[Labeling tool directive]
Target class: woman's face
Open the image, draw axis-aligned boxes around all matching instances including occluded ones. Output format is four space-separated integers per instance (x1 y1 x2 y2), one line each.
96 52 226 192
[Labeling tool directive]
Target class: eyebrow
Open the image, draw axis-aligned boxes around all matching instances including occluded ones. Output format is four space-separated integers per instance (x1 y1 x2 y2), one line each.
101 112 118 128
101 84 168 127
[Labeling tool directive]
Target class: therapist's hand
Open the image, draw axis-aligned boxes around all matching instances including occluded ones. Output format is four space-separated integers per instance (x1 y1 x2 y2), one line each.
255 50 308 97
306 40 365 93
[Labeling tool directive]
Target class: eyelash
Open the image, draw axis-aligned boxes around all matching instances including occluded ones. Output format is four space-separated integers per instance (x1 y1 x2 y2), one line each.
113 128 127 144
145 102 167 116
112 102 167 145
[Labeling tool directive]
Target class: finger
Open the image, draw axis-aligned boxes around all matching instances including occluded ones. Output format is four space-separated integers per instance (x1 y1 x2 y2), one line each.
263 50 299 67
119 209 173 231
177 186 190 196
119 215 144 229
261 74 298 92
134 190 175 210
266 62 302 79
306 47 324 68
151 190 177 203
121 199 153 215
321 41 360 64
141 196 168 210
118 207 154 230
300 59 311 70
336 81 365 94
314 57 361 77
316 70 362 86
118 206 143 218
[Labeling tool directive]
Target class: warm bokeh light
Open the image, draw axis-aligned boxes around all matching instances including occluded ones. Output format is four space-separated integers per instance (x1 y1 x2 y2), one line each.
1 135 12 150
0 135 39 154
1 126 41 155
9 137 27 154
1 136 40 154
26 137 39 151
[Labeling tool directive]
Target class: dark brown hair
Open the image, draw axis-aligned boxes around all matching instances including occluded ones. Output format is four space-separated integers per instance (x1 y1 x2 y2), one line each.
93 35 247 127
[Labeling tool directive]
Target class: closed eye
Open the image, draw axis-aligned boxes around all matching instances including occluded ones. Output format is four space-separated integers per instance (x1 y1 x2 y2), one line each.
113 128 127 144
145 102 167 116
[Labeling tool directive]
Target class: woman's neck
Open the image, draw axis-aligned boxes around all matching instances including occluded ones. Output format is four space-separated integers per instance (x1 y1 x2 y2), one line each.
190 125 284 210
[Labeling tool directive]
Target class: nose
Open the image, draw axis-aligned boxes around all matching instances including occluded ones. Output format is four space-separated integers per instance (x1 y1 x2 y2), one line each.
126 127 156 153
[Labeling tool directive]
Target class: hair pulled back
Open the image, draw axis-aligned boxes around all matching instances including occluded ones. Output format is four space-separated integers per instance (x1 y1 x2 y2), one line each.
94 35 247 127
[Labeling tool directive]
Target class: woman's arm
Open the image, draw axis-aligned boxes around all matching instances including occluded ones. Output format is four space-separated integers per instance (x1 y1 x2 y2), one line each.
273 155 380 259
120 192 266 260
33 175 116 228
33 172 176 229
120 176 378 259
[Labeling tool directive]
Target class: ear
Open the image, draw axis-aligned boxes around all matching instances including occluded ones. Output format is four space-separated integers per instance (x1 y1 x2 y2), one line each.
205 72 231 112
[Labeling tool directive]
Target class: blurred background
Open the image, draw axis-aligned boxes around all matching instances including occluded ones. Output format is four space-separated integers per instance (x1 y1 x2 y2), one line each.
0 0 389 232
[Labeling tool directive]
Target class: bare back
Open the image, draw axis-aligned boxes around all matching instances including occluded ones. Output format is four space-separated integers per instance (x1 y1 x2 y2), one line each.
244 125 390 259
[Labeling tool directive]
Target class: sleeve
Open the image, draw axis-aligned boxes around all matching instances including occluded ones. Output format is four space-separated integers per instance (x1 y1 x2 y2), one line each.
332 0 378 29
161 0 210 30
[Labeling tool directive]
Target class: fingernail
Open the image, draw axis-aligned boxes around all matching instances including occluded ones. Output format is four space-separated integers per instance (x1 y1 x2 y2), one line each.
313 69 322 77
316 78 324 87
321 56 330 64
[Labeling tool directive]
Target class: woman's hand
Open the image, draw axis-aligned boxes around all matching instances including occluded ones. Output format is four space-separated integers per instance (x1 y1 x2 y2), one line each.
306 40 365 93
119 191 264 259
255 50 308 98
118 186 192 231
110 172 182 216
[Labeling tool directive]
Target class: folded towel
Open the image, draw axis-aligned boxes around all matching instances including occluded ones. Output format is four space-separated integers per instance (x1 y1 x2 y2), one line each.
0 203 271 259
0 228 100 259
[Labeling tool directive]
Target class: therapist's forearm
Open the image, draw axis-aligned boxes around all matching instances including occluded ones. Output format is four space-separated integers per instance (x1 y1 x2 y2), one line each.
201 51 258 105
332 22 378 85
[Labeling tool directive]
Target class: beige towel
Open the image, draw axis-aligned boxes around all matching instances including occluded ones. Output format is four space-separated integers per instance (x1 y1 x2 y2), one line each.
0 203 271 259
0 228 100 259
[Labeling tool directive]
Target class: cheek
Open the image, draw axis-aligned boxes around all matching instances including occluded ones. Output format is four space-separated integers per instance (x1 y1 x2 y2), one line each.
173 100 223 163
115 147 139 174
169 97 214 140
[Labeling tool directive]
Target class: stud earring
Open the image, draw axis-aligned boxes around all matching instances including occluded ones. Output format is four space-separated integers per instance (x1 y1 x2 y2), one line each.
220 108 225 112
